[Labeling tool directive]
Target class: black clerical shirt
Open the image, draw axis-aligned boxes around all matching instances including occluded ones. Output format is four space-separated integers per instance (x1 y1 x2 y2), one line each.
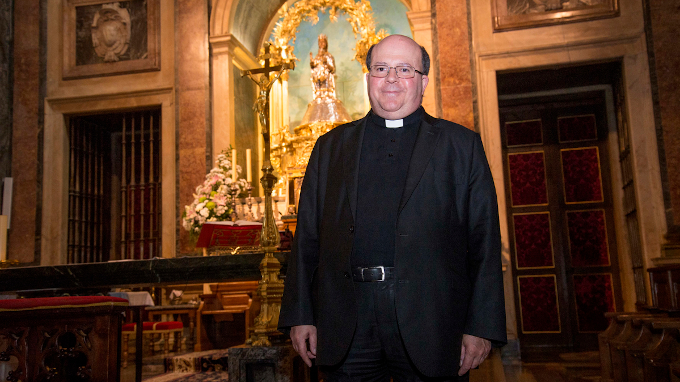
351 107 423 267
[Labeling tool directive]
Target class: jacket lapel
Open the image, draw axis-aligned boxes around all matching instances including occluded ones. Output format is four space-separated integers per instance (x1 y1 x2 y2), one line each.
342 116 367 222
398 112 441 214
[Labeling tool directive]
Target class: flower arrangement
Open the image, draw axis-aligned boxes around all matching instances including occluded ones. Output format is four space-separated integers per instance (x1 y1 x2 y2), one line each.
182 150 250 237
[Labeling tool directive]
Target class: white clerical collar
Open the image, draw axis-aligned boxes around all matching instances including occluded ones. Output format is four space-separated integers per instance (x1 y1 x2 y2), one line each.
385 119 403 128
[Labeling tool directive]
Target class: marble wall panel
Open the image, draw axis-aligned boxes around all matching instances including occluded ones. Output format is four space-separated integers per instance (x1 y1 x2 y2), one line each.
434 0 474 129
647 0 680 231
176 0 210 254
0 1 11 182
9 0 41 263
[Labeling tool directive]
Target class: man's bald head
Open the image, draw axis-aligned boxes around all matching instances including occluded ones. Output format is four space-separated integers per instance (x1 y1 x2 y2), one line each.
366 35 430 75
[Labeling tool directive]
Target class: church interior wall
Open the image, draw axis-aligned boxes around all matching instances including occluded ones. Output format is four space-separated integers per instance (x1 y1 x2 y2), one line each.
9 0 44 264
0 1 12 186
642 0 680 240
432 0 475 129
176 0 212 254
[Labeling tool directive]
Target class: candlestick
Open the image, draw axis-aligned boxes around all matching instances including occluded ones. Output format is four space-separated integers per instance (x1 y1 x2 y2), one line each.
246 182 254 221
231 149 238 181
229 183 239 222
246 149 252 182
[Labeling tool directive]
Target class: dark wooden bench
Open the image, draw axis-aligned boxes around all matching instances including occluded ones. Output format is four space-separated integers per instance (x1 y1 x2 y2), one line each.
0 296 127 382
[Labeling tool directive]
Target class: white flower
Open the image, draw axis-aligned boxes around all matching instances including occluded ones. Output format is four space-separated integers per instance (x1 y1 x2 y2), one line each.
196 202 206 211
200 208 209 217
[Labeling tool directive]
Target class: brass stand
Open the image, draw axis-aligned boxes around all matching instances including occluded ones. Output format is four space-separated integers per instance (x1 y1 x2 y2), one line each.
245 183 255 221
0 260 19 269
242 42 293 346
229 183 239 221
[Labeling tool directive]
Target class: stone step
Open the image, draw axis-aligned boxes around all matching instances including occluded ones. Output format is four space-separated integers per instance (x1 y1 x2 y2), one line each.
143 371 229 382
164 349 230 373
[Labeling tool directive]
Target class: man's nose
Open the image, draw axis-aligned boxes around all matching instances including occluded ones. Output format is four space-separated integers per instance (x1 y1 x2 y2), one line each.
385 67 399 82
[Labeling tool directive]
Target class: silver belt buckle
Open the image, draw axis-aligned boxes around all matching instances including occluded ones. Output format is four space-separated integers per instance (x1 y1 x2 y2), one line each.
369 266 385 282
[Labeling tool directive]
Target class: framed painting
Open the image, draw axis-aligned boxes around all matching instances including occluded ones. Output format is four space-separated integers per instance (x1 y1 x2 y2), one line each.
62 0 160 80
492 0 619 31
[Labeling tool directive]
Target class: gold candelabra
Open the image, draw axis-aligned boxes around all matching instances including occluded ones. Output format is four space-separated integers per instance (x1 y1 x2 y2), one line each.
241 42 294 346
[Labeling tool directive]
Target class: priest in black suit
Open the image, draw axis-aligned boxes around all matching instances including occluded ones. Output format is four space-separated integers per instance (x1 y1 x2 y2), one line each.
279 34 506 381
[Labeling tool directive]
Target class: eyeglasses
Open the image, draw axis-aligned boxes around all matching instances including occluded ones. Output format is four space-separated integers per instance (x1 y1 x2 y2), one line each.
369 65 424 79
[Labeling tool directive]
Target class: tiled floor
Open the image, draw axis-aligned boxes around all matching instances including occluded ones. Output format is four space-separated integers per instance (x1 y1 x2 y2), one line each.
472 350 601 382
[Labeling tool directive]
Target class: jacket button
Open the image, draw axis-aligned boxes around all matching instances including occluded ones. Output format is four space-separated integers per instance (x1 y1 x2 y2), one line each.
349 225 354 233
344 272 350 279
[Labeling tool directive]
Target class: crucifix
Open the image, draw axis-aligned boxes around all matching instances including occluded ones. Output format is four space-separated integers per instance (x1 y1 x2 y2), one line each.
241 42 295 346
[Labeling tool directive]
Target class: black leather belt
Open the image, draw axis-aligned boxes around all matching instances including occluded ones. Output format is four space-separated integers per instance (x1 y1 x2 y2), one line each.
352 266 394 282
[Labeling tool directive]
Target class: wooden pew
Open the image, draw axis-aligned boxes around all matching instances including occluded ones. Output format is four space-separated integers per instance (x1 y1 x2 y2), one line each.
644 320 680 382
600 312 636 381
196 281 260 350
609 314 658 381
625 317 669 382
0 296 127 382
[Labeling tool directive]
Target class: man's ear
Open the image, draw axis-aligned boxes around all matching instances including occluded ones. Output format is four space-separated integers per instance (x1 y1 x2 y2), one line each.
421 75 429 95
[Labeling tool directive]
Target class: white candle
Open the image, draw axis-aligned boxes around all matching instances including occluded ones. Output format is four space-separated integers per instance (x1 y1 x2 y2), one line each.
0 215 7 262
246 149 252 182
231 149 237 181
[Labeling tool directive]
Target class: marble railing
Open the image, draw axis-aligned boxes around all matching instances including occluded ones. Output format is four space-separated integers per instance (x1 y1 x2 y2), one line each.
0 252 288 296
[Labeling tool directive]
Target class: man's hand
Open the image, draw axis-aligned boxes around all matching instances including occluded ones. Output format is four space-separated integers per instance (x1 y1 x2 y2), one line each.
290 325 317 367
458 334 491 376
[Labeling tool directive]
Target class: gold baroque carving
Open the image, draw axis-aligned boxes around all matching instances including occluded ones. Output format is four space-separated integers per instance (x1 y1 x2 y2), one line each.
268 0 388 72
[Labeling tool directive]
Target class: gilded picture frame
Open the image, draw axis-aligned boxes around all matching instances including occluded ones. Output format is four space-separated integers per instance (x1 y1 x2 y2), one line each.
492 0 619 32
62 0 160 80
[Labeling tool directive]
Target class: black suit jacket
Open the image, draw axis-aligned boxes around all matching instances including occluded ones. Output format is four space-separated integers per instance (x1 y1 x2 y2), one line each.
279 111 507 377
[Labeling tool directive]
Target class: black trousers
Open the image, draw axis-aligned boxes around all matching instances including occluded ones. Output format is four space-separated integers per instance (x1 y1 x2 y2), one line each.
320 280 467 382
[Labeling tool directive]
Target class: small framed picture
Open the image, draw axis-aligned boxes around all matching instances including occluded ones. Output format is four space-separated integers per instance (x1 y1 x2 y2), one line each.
62 0 160 80
492 0 619 31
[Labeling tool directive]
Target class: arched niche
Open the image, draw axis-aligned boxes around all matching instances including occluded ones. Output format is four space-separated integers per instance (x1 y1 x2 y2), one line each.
209 0 435 196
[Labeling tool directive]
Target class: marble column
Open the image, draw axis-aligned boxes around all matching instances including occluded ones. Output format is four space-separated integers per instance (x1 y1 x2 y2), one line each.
10 0 42 263
407 6 437 117
644 0 680 254
433 0 474 130
176 0 211 254
0 1 12 181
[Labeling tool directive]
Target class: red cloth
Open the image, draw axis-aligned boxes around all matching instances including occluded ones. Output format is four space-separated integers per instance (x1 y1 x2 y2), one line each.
122 322 156 331
0 296 129 311
153 321 183 330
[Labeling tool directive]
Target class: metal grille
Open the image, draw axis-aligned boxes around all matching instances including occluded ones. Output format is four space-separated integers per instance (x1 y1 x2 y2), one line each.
67 109 161 263
68 118 109 263
120 110 161 260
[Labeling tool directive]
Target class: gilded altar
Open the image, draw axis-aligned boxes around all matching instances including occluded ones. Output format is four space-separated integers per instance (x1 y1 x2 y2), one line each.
266 0 387 212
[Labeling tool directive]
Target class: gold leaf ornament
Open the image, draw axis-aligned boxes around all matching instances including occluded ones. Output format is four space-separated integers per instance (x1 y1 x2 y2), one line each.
268 0 387 72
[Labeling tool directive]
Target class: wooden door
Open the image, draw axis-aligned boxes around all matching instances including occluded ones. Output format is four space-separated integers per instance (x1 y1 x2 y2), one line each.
500 91 623 350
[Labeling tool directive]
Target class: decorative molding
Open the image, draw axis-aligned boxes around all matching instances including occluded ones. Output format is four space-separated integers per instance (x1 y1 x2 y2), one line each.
492 0 620 32
210 34 258 70
62 0 160 80
45 86 173 107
